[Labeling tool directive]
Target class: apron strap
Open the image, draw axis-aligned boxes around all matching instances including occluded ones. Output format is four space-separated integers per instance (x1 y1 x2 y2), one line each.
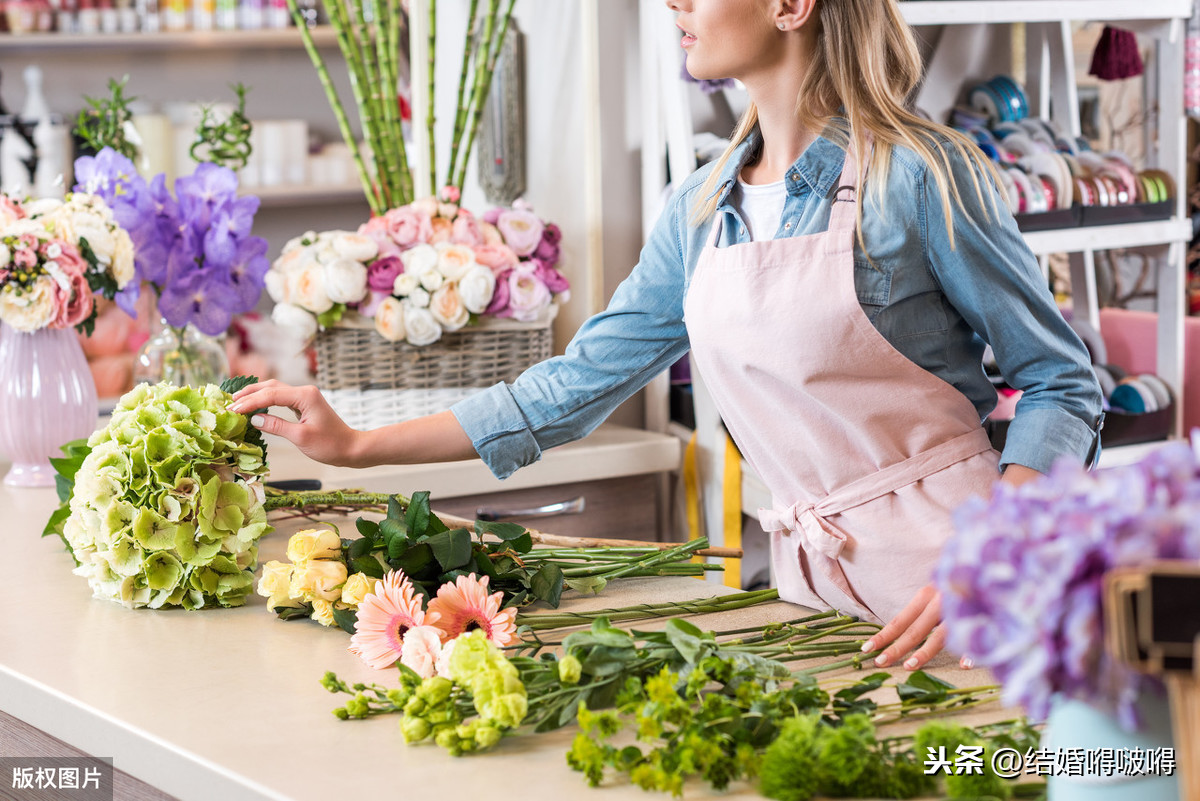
705 213 725 249
827 141 869 237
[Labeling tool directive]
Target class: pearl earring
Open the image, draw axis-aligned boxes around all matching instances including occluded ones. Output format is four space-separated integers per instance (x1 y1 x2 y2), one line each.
778 22 787 30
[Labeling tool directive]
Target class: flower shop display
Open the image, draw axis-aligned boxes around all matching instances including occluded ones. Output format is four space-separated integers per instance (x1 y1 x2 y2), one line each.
74 146 269 388
44 379 272 609
936 437 1200 799
0 190 135 486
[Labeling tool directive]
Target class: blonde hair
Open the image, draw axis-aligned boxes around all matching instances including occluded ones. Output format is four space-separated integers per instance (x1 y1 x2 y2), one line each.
691 0 1003 250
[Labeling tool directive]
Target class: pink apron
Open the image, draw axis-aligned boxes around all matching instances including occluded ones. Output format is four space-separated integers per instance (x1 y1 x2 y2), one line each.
683 146 1001 624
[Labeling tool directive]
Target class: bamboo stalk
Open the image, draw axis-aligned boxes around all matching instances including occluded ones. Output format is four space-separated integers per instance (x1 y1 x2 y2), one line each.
453 0 515 191
288 0 381 214
432 510 743 558
349 0 393 209
451 0 498 192
376 0 408 205
445 0 480 187
426 0 438 194
330 0 390 211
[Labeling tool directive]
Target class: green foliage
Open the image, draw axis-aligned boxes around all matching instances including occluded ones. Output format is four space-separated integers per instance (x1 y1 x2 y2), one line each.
74 76 138 160
189 83 254 170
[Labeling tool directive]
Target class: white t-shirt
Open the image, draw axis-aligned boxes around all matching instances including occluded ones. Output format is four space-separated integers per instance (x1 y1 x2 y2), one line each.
732 179 787 242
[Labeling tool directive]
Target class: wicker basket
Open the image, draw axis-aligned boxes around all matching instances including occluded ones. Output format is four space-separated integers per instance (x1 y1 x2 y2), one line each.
315 308 556 429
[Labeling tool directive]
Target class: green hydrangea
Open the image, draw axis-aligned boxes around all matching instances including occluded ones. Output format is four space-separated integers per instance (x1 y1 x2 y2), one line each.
62 382 271 610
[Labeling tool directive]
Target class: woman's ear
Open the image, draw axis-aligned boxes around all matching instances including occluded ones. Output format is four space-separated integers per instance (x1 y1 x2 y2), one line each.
775 0 817 31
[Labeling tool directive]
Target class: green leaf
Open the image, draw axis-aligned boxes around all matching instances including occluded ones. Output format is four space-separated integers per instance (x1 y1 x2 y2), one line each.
348 536 374 559
405 491 431 539
219 375 260 395
530 563 564 608
331 605 359 634
354 518 379 539
428 511 449 534
379 518 406 548
392 542 435 578
316 303 346 329
427 528 472 572
565 576 608 595
475 520 528 542
896 670 954 705
386 494 404 521
351 555 385 579
472 549 500 579
276 604 315 621
664 618 708 664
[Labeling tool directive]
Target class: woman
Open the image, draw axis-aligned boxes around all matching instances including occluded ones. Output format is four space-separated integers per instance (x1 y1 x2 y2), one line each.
231 0 1103 671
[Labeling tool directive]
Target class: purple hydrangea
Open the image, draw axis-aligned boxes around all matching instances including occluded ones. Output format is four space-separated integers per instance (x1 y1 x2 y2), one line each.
935 434 1200 730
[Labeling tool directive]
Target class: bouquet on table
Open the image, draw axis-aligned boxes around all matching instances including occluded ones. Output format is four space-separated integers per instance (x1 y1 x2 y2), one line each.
0 190 135 334
267 189 568 346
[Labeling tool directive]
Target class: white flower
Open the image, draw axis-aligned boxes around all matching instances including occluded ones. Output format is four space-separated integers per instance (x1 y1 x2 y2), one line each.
408 287 430 308
458 265 496 314
429 283 469 331
110 230 135 287
287 263 334 314
400 243 438 275
46 242 62 258
403 302 442 346
264 270 290 304
331 231 378 262
271 245 316 275
392 273 420 297
323 257 368 304
435 242 477 281
43 260 70 292
418 266 444 293
0 277 57 332
23 197 62 217
435 636 459 679
0 243 9 265
400 626 444 679
373 297 406 342
271 302 319 341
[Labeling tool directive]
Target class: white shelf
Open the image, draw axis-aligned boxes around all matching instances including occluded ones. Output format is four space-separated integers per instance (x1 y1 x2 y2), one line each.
900 0 1191 27
248 183 370 209
1021 218 1192 257
0 25 337 51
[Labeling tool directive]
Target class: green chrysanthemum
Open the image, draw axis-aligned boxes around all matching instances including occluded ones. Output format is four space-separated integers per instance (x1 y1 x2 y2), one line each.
61 381 271 610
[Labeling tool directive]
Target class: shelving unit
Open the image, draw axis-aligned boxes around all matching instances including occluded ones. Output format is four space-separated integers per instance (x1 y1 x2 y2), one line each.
249 183 366 208
644 1 1193 556
0 26 338 51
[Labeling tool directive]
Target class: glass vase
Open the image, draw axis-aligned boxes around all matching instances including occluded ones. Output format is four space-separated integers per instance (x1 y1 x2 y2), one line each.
133 315 230 388
0 324 99 487
1042 691 1179 800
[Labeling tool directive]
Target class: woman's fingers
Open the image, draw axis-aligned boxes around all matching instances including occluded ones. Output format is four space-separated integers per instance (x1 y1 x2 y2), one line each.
862 584 944 669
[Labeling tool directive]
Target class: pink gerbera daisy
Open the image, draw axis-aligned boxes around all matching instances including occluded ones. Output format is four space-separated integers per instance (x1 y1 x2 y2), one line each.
426 574 519 646
348 570 440 670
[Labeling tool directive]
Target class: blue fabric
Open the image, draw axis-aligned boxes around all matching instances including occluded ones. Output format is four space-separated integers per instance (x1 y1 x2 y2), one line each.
454 128 1103 480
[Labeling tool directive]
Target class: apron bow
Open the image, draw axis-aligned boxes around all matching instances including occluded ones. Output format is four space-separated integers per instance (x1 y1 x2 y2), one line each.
758 501 848 560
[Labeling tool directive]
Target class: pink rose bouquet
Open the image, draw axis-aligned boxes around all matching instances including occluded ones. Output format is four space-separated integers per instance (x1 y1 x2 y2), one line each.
0 192 134 335
268 190 569 347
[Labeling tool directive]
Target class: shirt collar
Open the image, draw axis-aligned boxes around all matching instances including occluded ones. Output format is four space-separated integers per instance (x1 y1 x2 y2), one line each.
709 123 849 209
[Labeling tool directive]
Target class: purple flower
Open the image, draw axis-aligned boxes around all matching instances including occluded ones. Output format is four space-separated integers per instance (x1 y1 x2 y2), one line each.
935 438 1200 729
227 236 270 313
541 222 562 246
366 255 404 292
484 267 512 316
533 237 560 268
175 162 239 236
483 207 503 226
158 265 239 336
531 259 569 294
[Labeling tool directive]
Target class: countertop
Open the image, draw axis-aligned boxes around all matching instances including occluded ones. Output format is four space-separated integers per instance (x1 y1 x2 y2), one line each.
0 442 1004 801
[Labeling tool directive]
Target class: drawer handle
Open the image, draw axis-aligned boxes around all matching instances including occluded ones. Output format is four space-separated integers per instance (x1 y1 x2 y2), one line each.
476 496 586 521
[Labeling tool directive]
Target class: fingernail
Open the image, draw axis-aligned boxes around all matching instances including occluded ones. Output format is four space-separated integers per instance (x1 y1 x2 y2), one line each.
861 639 875 653
874 653 889 667
904 657 919 669
961 656 974 669
251 415 265 427
229 402 243 412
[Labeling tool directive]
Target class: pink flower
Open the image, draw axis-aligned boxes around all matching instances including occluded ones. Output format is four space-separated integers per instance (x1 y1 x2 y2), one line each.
542 222 562 246
356 289 391 318
52 242 87 278
482 207 503 226
384 206 433 249
534 237 560 267
359 215 402 259
366 255 404 292
429 217 453 244
13 246 37 270
400 625 444 678
52 269 93 330
0 195 25 227
472 244 519 276
532 260 570 294
506 271 551 322
426 574 519 646
348 570 440 670
451 213 484 247
438 185 461 204
496 209 544 257
484 268 512 317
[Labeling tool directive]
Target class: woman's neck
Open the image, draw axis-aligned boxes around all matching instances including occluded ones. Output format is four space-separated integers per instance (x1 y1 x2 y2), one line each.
738 34 822 186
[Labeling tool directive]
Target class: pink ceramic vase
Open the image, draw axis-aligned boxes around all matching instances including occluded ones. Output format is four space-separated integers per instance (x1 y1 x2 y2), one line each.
0 324 99 487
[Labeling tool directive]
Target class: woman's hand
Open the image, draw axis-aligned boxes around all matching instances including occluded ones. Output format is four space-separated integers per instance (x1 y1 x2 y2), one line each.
860 584 962 671
228 380 367 468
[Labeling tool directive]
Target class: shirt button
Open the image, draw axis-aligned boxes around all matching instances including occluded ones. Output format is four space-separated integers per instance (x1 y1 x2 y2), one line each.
784 222 792 230
789 172 799 181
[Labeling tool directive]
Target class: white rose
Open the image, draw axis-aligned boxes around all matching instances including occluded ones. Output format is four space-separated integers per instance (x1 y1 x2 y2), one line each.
429 283 469 331
110 230 135 287
256 560 302 609
418 266 444 293
331 232 378 262
0 243 9 265
407 286 430 308
265 269 289 304
0 277 57 332
282 231 316 253
374 296 406 342
400 243 439 275
272 246 315 276
314 241 339 265
403 302 442 346
2 219 47 239
271 302 318 341
458 265 496 314
323 257 368 304
24 197 62 217
392 273 420 297
287 263 334 314
435 243 478 281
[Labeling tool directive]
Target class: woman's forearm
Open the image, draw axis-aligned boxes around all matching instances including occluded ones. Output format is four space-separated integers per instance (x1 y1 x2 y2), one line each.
350 410 479 468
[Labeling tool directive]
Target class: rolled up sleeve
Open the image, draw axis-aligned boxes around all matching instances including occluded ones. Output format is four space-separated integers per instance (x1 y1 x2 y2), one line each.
922 151 1103 473
452 190 693 479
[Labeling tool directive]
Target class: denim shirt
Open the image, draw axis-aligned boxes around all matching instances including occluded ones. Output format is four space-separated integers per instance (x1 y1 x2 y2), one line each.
453 129 1104 480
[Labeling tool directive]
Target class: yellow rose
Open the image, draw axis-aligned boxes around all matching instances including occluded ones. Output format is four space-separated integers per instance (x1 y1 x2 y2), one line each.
289 559 348 602
286 528 343 563
311 598 337 627
256 560 302 610
340 572 382 607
